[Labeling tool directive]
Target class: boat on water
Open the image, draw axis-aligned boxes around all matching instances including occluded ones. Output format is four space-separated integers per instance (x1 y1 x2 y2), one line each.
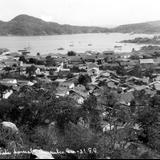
18 44 31 55
114 45 122 50
24 43 32 51
57 47 64 51
88 44 92 46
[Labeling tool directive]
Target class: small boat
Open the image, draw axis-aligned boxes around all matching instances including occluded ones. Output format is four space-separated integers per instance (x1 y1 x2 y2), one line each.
57 47 64 51
18 49 27 52
24 43 31 51
114 45 122 50
19 44 31 55
88 44 92 46
24 47 31 51
69 44 74 47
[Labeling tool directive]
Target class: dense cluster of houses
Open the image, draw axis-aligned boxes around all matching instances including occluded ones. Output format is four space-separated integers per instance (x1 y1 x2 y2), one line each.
1 46 160 159
0 48 160 131
0 49 158 93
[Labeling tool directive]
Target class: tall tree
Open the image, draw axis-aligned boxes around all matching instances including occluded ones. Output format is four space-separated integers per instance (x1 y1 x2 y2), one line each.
26 65 37 77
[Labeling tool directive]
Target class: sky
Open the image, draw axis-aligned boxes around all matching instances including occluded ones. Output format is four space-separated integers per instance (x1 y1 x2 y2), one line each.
0 0 160 27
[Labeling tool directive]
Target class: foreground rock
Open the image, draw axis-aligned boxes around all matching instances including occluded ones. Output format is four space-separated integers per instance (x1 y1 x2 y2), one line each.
31 149 54 159
1 121 19 135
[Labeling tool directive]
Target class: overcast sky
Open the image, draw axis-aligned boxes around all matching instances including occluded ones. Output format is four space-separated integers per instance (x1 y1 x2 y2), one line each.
0 0 160 27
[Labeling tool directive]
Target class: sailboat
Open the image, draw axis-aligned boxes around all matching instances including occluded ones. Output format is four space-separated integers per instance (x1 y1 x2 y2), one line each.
24 43 31 51
18 43 31 55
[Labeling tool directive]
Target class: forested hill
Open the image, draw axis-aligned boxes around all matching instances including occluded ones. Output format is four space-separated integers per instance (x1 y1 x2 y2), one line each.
0 14 110 36
112 20 160 34
1 15 160 35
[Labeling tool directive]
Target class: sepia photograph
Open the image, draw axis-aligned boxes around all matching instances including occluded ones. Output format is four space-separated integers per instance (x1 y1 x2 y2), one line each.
0 0 160 159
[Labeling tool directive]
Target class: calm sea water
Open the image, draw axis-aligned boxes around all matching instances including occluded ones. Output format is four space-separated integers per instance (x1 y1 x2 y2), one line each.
0 33 154 55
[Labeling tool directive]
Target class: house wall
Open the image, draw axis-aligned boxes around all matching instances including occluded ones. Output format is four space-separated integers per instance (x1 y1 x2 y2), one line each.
3 90 13 99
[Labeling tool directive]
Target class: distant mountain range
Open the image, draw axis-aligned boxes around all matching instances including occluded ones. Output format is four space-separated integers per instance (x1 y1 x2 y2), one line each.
1 14 160 35
0 14 110 36
112 21 160 34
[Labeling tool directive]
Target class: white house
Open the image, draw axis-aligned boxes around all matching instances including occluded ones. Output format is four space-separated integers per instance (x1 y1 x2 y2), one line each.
3 90 13 99
35 68 42 75
87 63 100 76
0 79 17 86
59 81 75 89
140 59 155 64
56 80 75 97
88 68 100 76
102 123 114 132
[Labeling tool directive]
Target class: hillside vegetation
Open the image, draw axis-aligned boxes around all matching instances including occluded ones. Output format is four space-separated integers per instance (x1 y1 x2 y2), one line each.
0 14 110 36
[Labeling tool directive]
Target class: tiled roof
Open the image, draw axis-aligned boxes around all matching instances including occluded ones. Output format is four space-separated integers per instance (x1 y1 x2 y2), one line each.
154 83 160 91
140 59 154 64
87 63 99 69
120 91 134 104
